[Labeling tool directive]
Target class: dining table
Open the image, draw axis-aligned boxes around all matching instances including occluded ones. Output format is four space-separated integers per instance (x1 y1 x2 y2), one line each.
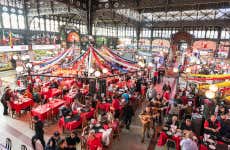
60 80 75 89
157 126 182 150
41 87 62 99
59 115 82 131
10 97 34 114
63 91 77 104
31 99 65 121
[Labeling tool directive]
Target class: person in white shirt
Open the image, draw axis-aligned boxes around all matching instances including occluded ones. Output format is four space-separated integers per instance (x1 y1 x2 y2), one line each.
180 132 198 150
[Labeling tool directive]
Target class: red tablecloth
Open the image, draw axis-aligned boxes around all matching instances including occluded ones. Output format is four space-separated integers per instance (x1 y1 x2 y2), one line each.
80 88 88 95
41 88 62 99
98 103 111 112
58 117 82 131
10 98 34 113
78 108 95 119
87 133 103 150
157 132 181 150
61 80 75 89
31 99 65 121
63 92 77 104
117 81 126 88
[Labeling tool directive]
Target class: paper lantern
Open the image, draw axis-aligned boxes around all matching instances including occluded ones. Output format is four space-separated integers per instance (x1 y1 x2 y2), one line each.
209 85 218 92
89 68 94 74
185 68 191 73
34 65 40 71
173 67 178 73
13 55 18 60
26 63 32 68
205 90 215 99
16 66 23 73
102 68 108 74
95 71 101 77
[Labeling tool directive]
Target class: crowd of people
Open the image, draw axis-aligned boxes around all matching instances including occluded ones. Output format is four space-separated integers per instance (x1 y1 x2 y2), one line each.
1 61 230 150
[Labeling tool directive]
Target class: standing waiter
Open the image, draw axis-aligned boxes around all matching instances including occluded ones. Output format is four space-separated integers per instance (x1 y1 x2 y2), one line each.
31 116 46 150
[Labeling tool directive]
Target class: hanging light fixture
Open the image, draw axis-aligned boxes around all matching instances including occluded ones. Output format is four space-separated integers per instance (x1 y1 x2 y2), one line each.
102 68 108 74
173 67 178 73
205 90 215 99
185 68 191 73
13 55 18 60
16 66 24 73
89 68 95 74
138 61 142 66
26 63 32 69
95 71 101 77
34 65 40 71
209 84 218 92
140 63 145 68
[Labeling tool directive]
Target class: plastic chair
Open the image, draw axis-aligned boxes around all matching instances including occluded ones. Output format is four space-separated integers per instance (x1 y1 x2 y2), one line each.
6 138 12 150
21 144 27 150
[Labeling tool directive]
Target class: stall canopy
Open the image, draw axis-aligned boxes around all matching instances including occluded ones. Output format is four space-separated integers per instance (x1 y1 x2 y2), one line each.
35 46 140 77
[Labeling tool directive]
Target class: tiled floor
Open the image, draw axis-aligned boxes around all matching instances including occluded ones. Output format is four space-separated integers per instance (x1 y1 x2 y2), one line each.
0 70 175 150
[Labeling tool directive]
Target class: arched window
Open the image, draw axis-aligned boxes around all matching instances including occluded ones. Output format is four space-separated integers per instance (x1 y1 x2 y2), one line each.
10 14 18 29
18 15 25 29
40 18 45 31
46 19 51 31
50 20 55 31
2 12 10 28
54 20 58 32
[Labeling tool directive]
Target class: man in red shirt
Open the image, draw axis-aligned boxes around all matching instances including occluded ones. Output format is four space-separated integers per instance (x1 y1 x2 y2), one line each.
204 115 221 135
87 131 102 150
163 89 170 105
153 70 158 85
112 95 120 119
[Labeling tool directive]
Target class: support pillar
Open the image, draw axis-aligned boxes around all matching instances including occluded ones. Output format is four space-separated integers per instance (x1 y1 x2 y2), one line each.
150 28 153 52
136 26 141 50
216 27 222 50
23 3 30 45
87 0 93 35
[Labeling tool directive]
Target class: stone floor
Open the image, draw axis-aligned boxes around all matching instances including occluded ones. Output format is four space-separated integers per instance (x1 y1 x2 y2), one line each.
0 70 175 150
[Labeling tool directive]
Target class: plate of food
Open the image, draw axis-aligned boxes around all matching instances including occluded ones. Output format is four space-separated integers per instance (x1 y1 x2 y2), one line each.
163 126 168 131
166 131 172 136
207 139 215 144
209 145 216 150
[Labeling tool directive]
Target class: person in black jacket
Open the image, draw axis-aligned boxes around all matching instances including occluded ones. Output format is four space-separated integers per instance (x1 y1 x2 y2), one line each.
46 131 61 150
31 116 46 150
1 87 12 115
65 131 80 150
122 101 134 129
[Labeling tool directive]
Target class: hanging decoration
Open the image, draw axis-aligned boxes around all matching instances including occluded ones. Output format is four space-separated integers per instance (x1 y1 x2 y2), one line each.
188 74 230 81
199 81 230 89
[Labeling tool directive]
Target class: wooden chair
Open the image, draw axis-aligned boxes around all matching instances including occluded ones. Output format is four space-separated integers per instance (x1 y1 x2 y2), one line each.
21 144 27 150
6 138 12 150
